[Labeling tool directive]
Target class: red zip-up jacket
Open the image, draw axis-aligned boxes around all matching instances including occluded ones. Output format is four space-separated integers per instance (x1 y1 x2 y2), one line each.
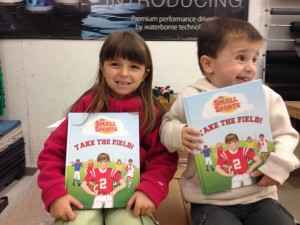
37 92 178 211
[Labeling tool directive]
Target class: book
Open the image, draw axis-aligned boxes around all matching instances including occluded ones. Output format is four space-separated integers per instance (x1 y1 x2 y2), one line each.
65 112 140 209
182 79 274 195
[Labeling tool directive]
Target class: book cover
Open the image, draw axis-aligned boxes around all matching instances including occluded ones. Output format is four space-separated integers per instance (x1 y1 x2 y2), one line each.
182 80 274 195
65 112 140 209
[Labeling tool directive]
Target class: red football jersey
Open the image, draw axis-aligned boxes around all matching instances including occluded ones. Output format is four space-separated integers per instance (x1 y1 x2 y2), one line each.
84 168 122 194
218 148 256 175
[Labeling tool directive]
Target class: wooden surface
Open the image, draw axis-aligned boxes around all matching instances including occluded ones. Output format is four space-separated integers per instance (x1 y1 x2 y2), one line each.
285 101 300 120
154 166 192 225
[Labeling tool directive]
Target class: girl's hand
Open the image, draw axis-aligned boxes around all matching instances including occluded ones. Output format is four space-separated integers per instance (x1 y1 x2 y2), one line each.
251 170 279 187
181 126 203 154
49 194 83 221
126 191 155 217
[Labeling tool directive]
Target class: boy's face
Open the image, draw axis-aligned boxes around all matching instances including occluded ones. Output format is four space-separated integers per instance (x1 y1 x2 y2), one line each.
226 140 238 151
98 159 109 170
205 39 263 88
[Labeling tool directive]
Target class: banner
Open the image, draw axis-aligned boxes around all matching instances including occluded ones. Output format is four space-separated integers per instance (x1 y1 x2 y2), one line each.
0 0 249 40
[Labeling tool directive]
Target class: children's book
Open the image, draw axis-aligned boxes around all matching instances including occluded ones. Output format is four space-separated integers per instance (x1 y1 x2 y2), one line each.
65 112 140 209
182 80 274 195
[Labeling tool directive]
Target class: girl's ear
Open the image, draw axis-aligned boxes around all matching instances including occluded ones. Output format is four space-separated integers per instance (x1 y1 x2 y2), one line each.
200 55 214 75
99 63 104 76
143 68 150 81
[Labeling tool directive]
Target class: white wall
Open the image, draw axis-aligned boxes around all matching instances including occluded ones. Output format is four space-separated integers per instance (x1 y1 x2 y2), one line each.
0 0 299 167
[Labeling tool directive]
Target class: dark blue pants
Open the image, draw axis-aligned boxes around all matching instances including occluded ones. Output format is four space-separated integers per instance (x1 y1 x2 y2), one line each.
191 198 296 225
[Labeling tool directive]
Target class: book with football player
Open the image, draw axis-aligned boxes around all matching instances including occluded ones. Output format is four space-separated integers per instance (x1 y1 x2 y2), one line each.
182 79 274 195
65 112 140 209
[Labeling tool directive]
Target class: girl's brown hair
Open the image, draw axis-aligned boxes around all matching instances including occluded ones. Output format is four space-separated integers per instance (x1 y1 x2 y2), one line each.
67 31 165 135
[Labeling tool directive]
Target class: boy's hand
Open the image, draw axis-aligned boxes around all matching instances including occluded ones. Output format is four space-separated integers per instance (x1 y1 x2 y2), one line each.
126 191 155 217
181 126 203 154
251 170 279 187
49 194 83 221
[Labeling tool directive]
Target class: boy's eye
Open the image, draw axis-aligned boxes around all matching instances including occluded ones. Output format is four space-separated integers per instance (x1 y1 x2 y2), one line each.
236 55 245 61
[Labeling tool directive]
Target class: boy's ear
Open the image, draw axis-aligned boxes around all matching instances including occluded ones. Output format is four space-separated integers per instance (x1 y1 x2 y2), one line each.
200 55 214 74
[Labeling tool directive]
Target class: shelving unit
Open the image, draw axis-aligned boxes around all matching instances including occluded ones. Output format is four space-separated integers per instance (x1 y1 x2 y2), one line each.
263 2 300 100
0 120 25 192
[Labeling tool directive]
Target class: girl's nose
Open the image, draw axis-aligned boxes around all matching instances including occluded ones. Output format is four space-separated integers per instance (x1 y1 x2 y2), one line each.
120 66 129 76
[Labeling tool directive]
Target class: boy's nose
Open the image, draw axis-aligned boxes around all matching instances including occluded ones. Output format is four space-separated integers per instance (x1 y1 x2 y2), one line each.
245 61 256 72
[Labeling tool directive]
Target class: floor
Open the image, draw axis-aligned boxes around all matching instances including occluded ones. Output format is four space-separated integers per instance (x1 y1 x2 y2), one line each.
0 167 299 225
0 175 33 204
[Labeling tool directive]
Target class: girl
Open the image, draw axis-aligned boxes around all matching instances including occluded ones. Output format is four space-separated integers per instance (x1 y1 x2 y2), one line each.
37 31 178 225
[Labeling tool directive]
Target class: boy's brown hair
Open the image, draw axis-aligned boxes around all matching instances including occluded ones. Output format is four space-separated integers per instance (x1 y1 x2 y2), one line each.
97 153 110 162
197 17 264 73
225 133 239 144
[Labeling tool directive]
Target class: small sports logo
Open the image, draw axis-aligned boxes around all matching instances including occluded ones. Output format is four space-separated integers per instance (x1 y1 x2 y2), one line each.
94 118 118 134
213 96 241 114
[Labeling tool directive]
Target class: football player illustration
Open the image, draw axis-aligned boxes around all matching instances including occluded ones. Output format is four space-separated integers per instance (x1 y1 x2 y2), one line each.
257 133 270 162
72 159 82 187
115 159 124 176
201 145 215 172
124 159 136 188
81 153 126 208
215 142 224 159
215 133 262 188
242 135 257 164
113 159 124 186
85 158 94 175
243 135 256 150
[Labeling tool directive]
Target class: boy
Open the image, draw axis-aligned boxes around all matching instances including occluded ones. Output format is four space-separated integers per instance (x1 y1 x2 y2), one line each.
81 153 126 208
215 133 261 188
160 17 299 225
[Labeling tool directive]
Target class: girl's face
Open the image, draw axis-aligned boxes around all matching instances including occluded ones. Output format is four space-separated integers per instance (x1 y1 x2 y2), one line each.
206 39 263 88
101 58 146 100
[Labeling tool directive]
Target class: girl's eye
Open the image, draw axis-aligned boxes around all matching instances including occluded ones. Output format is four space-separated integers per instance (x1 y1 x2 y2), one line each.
131 64 142 70
109 62 120 67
